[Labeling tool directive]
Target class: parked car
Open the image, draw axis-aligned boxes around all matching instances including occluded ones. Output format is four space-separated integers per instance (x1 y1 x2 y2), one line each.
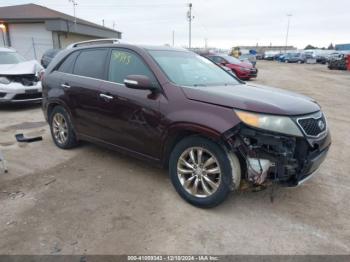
279 53 306 63
264 53 275 61
0 47 44 103
201 55 238 78
42 41 331 208
205 54 257 80
41 48 61 68
274 53 284 61
316 55 327 64
328 53 347 70
239 53 257 67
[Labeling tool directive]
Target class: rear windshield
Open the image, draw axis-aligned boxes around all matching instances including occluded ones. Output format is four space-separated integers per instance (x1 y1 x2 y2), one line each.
148 50 240 87
0 51 26 64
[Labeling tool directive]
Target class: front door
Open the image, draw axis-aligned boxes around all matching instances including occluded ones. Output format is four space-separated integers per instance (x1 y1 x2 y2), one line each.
97 48 163 159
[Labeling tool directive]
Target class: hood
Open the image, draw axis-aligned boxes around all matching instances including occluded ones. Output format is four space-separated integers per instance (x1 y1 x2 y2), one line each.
0 60 43 75
181 83 320 116
238 61 253 68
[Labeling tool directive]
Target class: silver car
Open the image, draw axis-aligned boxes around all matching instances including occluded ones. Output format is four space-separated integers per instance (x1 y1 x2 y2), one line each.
0 47 43 103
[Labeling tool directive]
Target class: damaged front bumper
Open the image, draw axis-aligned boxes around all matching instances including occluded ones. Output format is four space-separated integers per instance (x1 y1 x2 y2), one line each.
225 121 331 187
0 81 42 103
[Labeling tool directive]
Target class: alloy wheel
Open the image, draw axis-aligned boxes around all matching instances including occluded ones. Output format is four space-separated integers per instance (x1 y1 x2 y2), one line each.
177 147 221 198
52 113 68 145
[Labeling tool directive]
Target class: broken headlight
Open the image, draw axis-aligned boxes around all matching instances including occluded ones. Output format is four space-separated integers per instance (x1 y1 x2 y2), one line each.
234 109 303 137
0 77 11 85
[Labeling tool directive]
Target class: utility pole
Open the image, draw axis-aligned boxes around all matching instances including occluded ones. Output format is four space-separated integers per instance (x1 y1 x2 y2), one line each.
187 3 194 49
69 0 78 28
102 19 105 27
285 14 292 53
172 30 175 46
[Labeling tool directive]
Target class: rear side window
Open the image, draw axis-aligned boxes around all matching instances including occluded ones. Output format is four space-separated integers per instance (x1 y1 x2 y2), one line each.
108 49 156 85
57 51 79 73
73 49 109 79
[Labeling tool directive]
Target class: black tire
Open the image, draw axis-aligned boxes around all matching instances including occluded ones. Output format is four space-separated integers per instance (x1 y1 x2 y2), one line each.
49 106 78 149
169 136 238 208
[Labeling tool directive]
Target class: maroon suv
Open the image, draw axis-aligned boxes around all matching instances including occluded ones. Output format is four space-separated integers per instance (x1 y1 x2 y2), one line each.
42 42 331 208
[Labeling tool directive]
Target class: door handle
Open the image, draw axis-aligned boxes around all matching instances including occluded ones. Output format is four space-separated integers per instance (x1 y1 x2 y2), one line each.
99 93 113 100
61 83 71 89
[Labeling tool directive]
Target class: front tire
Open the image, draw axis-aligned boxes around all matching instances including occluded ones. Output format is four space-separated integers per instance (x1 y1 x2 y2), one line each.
169 136 240 208
49 106 78 149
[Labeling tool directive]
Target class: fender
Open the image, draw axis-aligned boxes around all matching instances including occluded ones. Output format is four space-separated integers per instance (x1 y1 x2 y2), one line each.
44 98 79 138
160 122 225 166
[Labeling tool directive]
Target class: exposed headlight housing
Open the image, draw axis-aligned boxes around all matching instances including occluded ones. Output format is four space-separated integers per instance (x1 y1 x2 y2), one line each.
235 109 303 137
0 77 11 85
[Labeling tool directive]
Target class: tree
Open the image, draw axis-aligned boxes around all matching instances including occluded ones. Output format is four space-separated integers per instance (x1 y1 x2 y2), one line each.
327 43 334 50
304 44 317 50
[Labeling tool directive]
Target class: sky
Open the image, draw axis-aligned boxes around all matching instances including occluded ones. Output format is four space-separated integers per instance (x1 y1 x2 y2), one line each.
1 0 349 49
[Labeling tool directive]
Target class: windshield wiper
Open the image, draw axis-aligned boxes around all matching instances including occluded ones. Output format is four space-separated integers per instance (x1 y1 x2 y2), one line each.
193 84 207 87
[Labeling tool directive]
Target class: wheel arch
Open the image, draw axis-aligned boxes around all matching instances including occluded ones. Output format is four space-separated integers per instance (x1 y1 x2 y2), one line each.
161 123 229 168
46 99 78 136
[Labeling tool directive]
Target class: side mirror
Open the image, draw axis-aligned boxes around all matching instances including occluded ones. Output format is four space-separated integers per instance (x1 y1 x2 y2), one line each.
124 75 156 90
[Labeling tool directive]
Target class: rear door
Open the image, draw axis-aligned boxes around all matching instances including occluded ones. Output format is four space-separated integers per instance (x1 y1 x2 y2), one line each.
61 48 110 137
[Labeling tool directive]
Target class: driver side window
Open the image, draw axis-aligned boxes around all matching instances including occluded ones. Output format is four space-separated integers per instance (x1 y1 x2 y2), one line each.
108 49 157 86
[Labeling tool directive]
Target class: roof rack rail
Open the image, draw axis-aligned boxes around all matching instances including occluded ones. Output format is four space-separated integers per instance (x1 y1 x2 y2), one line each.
66 38 120 49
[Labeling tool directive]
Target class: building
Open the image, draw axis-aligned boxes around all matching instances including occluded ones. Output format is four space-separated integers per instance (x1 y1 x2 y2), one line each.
0 3 122 60
335 44 350 51
234 45 297 54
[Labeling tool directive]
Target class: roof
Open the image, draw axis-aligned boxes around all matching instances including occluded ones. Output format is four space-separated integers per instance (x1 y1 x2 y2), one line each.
0 3 121 34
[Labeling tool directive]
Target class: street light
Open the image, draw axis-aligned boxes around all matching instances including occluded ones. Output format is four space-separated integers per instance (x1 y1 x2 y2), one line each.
187 3 194 49
285 14 292 53
0 23 6 46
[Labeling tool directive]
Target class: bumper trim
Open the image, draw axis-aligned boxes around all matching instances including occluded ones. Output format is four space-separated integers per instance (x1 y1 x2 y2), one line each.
297 170 317 186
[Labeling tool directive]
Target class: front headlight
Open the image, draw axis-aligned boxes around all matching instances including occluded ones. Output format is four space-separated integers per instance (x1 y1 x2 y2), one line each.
0 77 11 85
235 109 303 137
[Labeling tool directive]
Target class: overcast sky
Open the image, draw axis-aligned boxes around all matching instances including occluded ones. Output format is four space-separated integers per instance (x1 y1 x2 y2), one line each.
1 0 349 49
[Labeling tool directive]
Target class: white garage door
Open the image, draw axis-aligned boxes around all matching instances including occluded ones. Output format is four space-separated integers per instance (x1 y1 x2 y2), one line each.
9 23 53 61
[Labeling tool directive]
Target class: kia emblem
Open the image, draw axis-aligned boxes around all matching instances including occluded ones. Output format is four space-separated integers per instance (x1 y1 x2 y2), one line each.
318 120 325 130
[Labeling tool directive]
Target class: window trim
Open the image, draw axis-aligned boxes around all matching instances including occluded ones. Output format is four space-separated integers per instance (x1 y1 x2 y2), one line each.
54 50 80 74
72 48 110 80
107 47 160 89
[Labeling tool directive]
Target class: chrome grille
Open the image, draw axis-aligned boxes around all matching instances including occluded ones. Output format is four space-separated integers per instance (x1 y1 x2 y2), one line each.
297 112 326 137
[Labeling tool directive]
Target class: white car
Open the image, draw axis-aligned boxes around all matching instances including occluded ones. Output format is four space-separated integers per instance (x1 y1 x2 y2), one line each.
0 47 44 103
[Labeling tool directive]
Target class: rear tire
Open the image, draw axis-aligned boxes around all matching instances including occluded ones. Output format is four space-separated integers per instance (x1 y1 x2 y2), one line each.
169 136 240 208
49 106 78 149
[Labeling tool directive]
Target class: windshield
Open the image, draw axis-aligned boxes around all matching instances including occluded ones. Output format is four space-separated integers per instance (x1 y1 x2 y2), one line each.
0 51 26 64
221 55 241 64
149 50 240 87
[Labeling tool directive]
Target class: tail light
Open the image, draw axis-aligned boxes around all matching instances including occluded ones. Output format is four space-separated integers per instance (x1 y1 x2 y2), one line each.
37 69 45 81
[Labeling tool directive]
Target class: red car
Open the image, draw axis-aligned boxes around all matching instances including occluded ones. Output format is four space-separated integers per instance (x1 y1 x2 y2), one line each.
206 54 257 80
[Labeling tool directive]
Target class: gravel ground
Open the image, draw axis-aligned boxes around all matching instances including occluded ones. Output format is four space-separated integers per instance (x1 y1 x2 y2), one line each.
0 61 349 255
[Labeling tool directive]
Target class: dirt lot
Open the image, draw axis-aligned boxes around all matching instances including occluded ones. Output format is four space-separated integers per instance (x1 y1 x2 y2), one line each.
0 61 349 255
